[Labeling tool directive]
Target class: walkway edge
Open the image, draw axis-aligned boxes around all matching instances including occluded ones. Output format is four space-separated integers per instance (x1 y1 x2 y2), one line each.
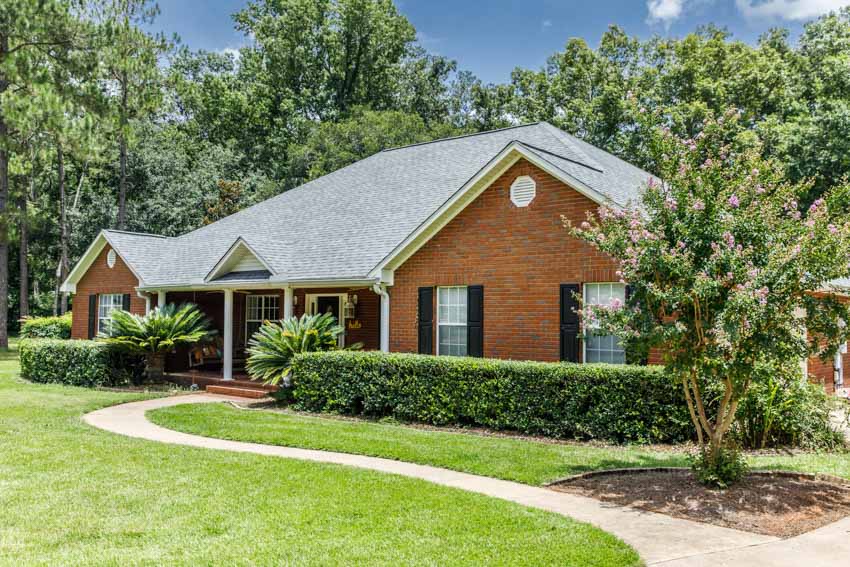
84 394 848 566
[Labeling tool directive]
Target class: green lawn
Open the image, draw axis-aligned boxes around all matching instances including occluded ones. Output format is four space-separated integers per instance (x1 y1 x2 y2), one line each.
0 341 639 566
150 400 850 487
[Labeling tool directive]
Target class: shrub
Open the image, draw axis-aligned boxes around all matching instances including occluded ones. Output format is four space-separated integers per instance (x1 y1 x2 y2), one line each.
247 313 362 385
19 338 143 388
733 370 844 450
689 444 749 489
20 314 72 339
102 304 214 381
290 351 693 444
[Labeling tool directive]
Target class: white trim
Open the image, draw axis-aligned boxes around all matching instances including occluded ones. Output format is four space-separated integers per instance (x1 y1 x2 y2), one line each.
60 231 146 293
305 293 347 347
205 237 276 283
157 291 166 308
283 287 294 320
137 278 378 293
96 293 124 335
373 284 390 352
368 142 615 278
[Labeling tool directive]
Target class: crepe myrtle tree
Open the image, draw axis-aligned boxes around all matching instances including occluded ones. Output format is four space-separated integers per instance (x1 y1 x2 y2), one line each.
571 110 850 482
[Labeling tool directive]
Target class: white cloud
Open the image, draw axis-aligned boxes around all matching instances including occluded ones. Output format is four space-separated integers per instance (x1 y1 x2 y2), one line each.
218 47 241 61
646 0 685 25
735 0 850 21
542 19 553 29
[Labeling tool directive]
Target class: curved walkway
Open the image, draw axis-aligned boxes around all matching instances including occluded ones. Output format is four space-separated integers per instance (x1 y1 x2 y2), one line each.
84 394 850 566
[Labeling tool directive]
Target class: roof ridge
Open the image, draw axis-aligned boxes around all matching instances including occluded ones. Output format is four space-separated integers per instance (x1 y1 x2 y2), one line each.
380 122 542 153
518 141 605 174
104 229 168 239
538 122 604 173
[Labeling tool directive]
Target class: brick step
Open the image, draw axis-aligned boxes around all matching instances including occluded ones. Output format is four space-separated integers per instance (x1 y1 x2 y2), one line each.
205 385 272 399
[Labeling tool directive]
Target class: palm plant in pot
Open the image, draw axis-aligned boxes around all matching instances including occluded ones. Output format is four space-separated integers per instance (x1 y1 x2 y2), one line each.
247 312 362 386
101 303 215 382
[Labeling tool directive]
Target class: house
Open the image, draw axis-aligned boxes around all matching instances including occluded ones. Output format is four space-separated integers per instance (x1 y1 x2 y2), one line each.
60 122 848 395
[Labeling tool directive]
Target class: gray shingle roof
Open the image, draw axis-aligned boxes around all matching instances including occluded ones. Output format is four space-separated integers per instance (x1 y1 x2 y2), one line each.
106 122 653 288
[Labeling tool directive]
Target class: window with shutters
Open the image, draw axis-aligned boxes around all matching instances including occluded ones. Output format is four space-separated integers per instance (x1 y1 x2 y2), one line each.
510 175 536 207
583 283 626 364
246 295 279 341
97 293 124 335
437 286 467 356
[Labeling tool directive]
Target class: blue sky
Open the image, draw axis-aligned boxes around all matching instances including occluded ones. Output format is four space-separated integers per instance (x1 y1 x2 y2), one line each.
151 0 850 83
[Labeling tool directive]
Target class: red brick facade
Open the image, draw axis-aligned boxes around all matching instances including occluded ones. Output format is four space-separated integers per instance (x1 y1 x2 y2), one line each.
390 158 618 361
70 245 146 339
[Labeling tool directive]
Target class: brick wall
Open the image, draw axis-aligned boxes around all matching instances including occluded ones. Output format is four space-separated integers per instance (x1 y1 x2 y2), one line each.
390 158 619 361
70 246 146 339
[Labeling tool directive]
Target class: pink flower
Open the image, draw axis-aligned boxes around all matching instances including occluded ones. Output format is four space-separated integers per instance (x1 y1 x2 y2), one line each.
829 224 839 234
610 298 623 310
692 199 705 211
723 231 735 248
755 185 765 194
728 194 740 208
580 221 591 230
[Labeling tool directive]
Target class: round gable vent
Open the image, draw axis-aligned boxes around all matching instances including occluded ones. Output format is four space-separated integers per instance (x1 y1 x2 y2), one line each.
107 249 117 269
510 175 536 208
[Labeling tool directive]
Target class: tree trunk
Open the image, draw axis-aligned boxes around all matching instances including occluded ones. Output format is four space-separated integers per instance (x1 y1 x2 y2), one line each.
57 142 69 315
0 33 10 349
145 352 165 382
18 187 28 319
117 73 128 230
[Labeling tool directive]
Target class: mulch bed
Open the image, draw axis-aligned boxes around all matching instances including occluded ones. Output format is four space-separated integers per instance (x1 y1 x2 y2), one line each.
551 469 850 537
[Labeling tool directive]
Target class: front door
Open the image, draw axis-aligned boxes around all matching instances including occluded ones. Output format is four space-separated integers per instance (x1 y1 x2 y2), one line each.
316 296 340 321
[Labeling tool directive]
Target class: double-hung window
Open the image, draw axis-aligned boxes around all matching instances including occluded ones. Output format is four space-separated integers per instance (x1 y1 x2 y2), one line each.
97 293 124 335
437 286 467 356
583 283 626 364
246 295 279 340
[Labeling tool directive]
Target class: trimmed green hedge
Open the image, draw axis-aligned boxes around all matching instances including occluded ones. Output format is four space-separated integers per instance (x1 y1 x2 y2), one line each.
19 339 143 388
20 314 72 339
290 351 692 444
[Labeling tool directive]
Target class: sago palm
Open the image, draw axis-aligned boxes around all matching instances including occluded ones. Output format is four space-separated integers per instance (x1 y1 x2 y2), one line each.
247 312 361 385
102 303 215 381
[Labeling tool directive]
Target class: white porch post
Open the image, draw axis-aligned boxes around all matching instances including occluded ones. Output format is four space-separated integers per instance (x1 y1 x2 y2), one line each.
373 284 390 353
223 289 234 380
283 286 294 320
157 291 166 308
144 296 151 314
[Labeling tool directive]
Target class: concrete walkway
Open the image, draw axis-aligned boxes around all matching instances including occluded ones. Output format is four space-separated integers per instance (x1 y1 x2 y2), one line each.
84 394 850 566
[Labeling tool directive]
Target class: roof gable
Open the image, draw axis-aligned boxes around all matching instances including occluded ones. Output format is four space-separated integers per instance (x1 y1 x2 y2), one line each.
205 238 275 283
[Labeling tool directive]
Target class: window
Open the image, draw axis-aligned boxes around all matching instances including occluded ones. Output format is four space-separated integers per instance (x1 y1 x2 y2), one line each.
510 175 536 207
97 293 123 335
437 286 467 356
246 295 279 340
583 283 626 364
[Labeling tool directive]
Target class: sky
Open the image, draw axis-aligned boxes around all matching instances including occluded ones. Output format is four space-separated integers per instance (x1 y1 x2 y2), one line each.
149 0 850 83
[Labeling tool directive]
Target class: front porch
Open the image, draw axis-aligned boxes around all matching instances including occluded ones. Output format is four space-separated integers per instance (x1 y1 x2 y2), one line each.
153 285 385 383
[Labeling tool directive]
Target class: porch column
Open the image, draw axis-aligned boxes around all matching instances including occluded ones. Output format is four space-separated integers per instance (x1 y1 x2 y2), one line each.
144 296 151 314
373 284 390 352
157 291 166 309
223 289 234 381
283 286 294 320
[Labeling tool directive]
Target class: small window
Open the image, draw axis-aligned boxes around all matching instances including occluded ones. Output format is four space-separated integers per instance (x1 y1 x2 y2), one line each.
97 293 124 335
106 249 117 269
437 286 467 356
510 175 536 207
246 295 279 340
583 283 626 364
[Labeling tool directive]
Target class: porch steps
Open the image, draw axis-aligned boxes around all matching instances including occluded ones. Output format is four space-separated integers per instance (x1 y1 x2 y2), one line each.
205 384 272 399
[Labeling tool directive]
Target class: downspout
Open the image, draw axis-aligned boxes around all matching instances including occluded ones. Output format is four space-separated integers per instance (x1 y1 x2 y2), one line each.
136 289 150 314
373 283 390 352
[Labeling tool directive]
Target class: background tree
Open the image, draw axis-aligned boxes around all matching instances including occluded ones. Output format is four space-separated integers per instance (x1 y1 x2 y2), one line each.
572 110 850 485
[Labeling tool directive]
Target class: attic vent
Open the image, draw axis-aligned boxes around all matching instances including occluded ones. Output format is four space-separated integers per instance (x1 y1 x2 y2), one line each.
107 249 116 269
510 175 536 207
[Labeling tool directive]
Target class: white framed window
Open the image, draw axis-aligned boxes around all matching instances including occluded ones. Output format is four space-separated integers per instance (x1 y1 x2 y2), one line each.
97 293 124 335
246 294 279 340
437 286 467 356
583 283 626 364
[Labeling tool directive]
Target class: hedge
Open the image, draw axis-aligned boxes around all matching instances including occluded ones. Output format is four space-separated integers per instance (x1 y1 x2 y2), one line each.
290 351 693 444
19 338 143 388
20 313 72 339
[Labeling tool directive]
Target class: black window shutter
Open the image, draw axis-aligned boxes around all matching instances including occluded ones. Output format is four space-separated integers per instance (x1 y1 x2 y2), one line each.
122 293 131 312
88 295 98 339
560 284 580 362
467 285 484 357
417 287 434 354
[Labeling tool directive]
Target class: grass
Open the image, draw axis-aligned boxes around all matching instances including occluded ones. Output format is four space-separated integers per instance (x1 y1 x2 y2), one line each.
0 340 639 566
150 401 850 487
